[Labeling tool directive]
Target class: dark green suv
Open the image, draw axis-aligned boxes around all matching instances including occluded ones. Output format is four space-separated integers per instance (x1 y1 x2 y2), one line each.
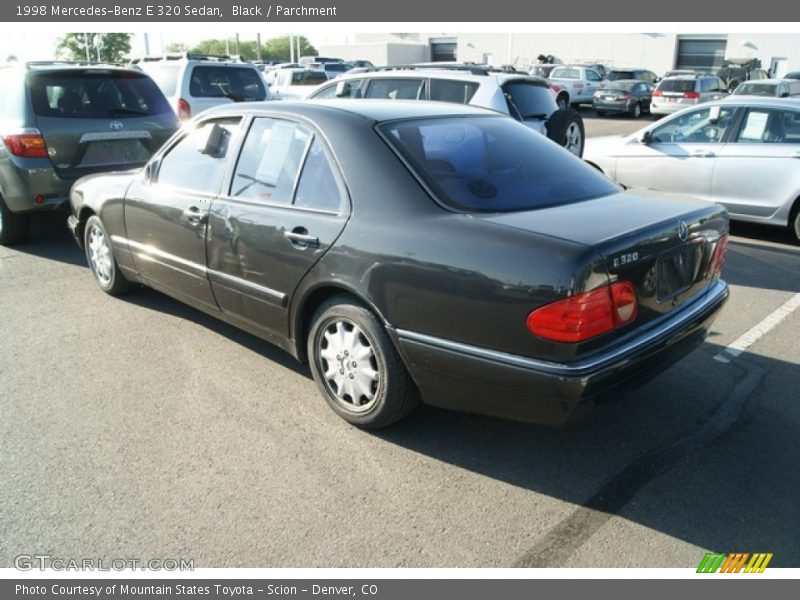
0 62 178 244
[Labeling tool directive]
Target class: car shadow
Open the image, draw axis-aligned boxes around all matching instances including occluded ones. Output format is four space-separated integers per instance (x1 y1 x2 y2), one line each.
726 231 800 293
12 209 86 267
374 343 799 566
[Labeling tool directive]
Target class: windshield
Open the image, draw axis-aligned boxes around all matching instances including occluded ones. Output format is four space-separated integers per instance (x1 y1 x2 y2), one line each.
734 83 777 96
379 116 619 213
30 70 173 118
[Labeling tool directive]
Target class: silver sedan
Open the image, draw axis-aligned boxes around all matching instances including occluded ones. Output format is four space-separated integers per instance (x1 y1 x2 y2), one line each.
584 97 800 240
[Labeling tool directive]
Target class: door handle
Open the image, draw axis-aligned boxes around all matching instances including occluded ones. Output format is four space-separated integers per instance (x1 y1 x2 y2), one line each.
182 206 207 225
691 150 715 158
284 228 319 247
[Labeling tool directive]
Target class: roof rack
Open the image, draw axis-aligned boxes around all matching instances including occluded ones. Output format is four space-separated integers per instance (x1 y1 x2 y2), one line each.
127 52 245 65
24 60 125 69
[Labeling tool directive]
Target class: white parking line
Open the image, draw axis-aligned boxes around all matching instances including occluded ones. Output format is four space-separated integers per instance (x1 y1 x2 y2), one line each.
714 292 800 363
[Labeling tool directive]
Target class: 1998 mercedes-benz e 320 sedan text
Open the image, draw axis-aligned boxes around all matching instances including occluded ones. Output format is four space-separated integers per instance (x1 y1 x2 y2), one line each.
68 100 730 428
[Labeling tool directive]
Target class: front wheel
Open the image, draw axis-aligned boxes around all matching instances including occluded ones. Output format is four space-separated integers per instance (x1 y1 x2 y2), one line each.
792 207 800 242
0 195 29 245
84 215 134 295
546 109 585 157
307 297 419 429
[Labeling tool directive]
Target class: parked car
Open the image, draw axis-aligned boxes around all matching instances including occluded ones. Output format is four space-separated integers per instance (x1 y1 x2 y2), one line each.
593 79 655 118
584 98 800 240
269 68 329 99
0 61 178 245
547 64 606 109
68 100 729 428
132 53 268 120
607 68 660 84
650 74 727 116
716 59 769 91
784 71 800 81
307 64 586 156
731 78 800 98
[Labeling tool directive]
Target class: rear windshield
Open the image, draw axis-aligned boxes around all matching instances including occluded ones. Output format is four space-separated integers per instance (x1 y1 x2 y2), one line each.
657 79 696 93
141 63 180 96
379 116 619 213
608 71 635 80
602 81 637 92
291 71 328 85
30 70 173 118
502 81 557 118
189 65 266 100
734 83 777 96
324 63 350 73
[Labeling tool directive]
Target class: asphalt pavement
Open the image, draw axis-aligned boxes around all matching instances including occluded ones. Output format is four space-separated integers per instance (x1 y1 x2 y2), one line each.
1 109 798 568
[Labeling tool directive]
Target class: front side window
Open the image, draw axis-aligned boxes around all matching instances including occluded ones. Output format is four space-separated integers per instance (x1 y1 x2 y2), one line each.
230 118 312 203
586 70 601 82
380 116 619 213
157 119 240 192
649 107 737 144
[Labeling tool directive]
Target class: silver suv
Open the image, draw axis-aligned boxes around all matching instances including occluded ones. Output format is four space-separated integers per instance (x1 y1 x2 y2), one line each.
307 64 586 156
651 74 726 116
131 53 269 121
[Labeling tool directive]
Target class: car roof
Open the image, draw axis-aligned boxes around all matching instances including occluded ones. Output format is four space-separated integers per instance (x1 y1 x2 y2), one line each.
322 67 549 86
603 79 646 84
736 78 796 85
200 98 503 122
715 96 800 109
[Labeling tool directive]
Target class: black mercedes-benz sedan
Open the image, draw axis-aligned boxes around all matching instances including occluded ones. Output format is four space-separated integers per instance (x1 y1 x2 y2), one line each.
68 100 730 429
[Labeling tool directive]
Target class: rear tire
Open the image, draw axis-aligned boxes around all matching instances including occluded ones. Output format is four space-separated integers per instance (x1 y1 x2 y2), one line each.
631 103 642 119
307 296 419 429
84 215 134 295
791 205 800 242
0 195 29 245
546 109 585 157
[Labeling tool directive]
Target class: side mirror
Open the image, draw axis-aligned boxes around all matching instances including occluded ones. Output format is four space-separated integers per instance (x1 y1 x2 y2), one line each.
637 130 653 145
335 81 348 98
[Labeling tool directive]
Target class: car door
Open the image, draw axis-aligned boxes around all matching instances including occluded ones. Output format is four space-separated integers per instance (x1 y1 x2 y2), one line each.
711 106 800 220
206 116 350 340
613 105 737 200
124 117 241 311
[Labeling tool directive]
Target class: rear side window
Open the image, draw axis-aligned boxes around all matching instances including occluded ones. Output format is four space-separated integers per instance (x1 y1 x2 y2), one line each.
189 66 266 101
364 78 425 100
29 70 173 118
380 116 619 213
428 79 479 104
551 67 580 79
290 71 328 86
608 71 634 81
657 79 696 93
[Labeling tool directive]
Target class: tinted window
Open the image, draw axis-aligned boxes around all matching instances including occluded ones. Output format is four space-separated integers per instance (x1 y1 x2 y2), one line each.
649 106 736 143
364 78 425 100
30 70 173 118
657 79 696 93
189 66 266 100
586 70 601 82
230 118 312 204
310 79 362 98
734 83 777 96
294 140 345 211
502 82 557 119
324 63 349 73
608 70 634 81
603 81 637 92
290 71 328 85
380 116 619 213
735 109 800 143
157 119 240 192
428 79 479 104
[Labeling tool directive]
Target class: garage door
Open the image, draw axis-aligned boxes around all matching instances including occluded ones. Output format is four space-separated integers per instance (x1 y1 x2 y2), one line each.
676 39 727 71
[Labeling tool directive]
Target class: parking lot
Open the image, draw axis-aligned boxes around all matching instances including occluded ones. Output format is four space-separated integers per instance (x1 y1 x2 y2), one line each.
1 108 799 569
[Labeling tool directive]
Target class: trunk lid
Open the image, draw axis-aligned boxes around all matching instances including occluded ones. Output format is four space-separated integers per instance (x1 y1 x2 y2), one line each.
478 189 728 328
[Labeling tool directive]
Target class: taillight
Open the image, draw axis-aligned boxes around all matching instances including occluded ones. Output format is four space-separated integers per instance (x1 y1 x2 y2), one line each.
653 89 663 97
619 94 631 100
551 84 561 93
526 281 638 343
706 234 729 277
683 91 700 99
2 131 48 158
177 98 191 120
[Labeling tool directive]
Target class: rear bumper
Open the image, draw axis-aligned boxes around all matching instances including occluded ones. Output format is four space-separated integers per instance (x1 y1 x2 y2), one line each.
394 279 729 425
650 100 693 115
0 155 72 213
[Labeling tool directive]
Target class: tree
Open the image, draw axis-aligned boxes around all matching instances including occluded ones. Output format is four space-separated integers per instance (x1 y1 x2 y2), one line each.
185 35 316 62
56 33 132 63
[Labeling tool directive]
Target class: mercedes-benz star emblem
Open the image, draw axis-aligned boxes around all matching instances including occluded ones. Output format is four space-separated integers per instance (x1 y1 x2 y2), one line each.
677 220 689 241
109 121 124 130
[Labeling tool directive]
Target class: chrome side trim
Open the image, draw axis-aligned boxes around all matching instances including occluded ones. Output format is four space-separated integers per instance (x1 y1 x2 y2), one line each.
396 279 729 377
207 269 287 304
110 235 287 304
